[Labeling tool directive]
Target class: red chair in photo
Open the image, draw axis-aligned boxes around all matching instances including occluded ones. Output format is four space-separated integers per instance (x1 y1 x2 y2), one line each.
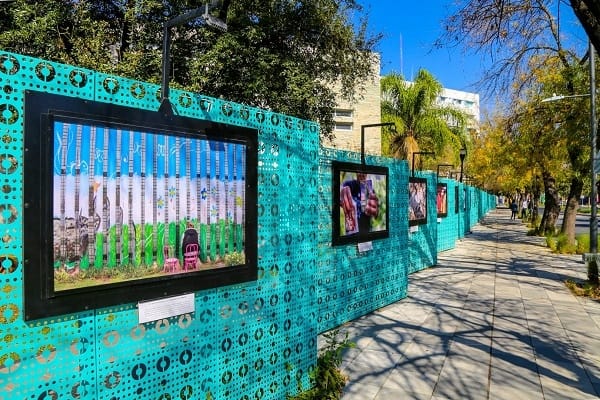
183 243 199 271
163 245 180 273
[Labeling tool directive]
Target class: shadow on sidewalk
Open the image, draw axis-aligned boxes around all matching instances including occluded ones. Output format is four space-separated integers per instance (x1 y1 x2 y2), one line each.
338 208 600 400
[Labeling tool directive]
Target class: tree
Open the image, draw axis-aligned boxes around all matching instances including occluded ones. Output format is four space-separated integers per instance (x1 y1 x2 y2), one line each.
439 0 593 244
380 69 470 164
570 0 600 52
0 0 381 139
438 0 583 99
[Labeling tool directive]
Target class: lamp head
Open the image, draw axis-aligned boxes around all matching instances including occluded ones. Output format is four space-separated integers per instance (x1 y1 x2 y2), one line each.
459 148 467 161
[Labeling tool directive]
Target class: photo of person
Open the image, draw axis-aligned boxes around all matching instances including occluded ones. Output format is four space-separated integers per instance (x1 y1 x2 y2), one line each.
338 170 386 236
437 183 448 217
409 178 427 226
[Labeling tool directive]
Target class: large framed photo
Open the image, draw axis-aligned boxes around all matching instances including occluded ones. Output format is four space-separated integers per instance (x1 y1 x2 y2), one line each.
408 177 427 226
332 161 389 245
23 91 258 320
436 183 448 218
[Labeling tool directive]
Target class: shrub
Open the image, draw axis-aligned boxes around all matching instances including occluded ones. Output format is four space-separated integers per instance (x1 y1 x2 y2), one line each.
288 329 354 400
556 234 577 254
546 235 557 251
576 234 590 254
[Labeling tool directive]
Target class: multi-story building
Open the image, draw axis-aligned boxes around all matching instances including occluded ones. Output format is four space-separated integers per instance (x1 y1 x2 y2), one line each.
322 56 382 156
325 64 480 155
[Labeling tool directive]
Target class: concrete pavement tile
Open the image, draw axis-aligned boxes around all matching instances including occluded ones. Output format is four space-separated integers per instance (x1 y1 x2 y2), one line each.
345 348 402 371
540 379 600 400
536 358 596 396
490 349 540 378
340 381 380 400
410 332 453 349
491 336 534 354
448 341 490 359
489 379 544 400
373 386 431 400
489 355 543 398
451 333 492 351
341 359 394 389
383 365 437 393
432 370 489 400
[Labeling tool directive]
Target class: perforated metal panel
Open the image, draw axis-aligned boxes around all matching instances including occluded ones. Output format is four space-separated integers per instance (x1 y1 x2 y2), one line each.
407 171 437 274
437 178 458 252
316 149 409 333
0 51 496 400
0 51 318 400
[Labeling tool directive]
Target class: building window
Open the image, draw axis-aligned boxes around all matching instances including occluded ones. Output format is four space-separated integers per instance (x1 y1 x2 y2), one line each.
334 109 353 118
334 122 353 131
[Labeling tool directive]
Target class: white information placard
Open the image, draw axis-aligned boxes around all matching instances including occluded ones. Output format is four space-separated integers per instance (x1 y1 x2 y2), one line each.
357 241 373 253
138 293 195 324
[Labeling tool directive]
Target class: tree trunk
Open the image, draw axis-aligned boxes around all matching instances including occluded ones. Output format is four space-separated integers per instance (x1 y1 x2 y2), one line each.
570 0 600 54
541 172 561 235
561 176 583 245
532 177 541 225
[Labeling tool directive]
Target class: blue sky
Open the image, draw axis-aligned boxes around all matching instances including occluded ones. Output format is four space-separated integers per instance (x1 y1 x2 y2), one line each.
357 0 589 96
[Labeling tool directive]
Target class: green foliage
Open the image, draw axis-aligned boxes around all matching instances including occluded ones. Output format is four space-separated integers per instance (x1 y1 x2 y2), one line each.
546 233 578 254
0 0 381 140
565 279 600 299
576 234 590 254
380 70 470 161
288 329 354 400
546 235 557 251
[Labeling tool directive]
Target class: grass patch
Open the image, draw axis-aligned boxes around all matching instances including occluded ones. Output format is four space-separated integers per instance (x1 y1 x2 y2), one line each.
565 279 600 300
546 233 595 254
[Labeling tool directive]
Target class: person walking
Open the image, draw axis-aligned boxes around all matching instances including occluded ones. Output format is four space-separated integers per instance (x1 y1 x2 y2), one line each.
521 197 529 219
510 199 518 220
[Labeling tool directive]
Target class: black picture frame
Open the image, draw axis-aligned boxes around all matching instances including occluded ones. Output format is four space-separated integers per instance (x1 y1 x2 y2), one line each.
408 177 428 226
23 90 258 320
436 183 448 218
332 161 389 245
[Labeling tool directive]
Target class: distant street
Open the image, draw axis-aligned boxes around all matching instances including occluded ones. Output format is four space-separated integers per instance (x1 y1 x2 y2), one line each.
533 206 596 235
498 205 596 235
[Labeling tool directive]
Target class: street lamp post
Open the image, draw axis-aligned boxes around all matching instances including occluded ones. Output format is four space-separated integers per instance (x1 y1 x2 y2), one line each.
411 151 434 176
590 41 598 283
360 123 396 165
159 4 227 116
459 148 467 182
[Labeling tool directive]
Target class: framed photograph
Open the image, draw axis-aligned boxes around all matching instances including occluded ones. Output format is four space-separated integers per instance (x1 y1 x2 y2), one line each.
408 177 427 226
436 183 448 217
332 161 389 245
455 186 459 214
23 91 258 320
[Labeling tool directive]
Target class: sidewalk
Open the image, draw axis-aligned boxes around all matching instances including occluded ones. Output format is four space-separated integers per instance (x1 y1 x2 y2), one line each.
336 208 600 400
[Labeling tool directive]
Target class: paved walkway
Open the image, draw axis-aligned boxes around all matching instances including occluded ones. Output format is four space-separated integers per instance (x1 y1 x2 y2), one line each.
336 208 600 400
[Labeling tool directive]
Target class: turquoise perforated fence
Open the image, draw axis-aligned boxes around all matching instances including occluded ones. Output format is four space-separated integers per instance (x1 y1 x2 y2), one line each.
316 149 409 333
407 171 437 274
436 178 458 253
0 51 320 400
0 51 496 400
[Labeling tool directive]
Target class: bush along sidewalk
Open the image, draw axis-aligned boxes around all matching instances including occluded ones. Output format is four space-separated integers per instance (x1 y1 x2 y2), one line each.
287 329 355 400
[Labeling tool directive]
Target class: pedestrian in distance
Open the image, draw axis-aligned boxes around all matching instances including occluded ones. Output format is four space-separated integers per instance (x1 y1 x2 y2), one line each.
521 197 528 219
510 199 518 220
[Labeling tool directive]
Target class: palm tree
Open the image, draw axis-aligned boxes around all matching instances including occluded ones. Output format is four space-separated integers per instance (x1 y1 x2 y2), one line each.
381 69 470 163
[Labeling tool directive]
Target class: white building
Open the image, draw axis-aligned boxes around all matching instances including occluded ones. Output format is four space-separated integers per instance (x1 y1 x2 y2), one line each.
327 71 480 155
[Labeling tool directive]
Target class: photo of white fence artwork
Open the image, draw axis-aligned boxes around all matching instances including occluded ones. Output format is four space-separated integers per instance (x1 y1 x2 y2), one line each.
52 120 247 290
